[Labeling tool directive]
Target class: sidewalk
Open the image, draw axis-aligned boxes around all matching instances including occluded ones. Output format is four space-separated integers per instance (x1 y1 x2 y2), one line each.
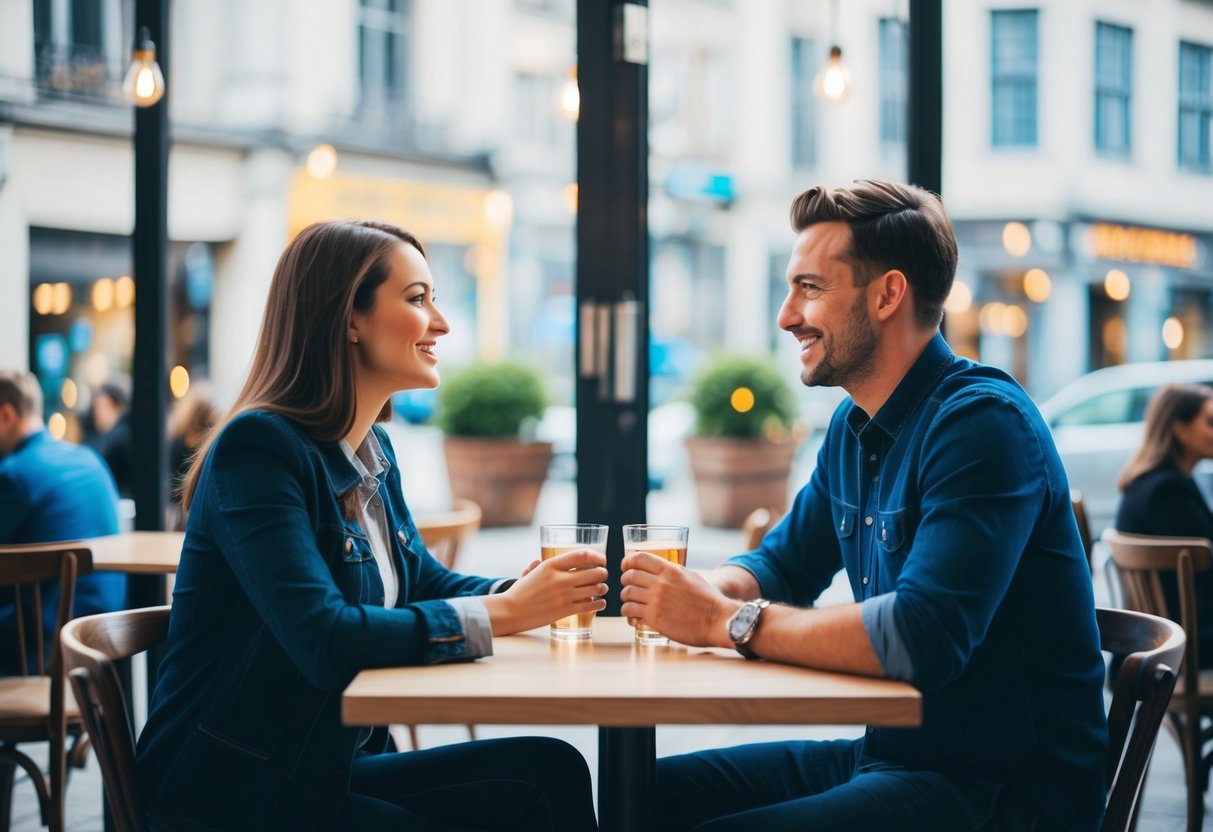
9 429 1201 829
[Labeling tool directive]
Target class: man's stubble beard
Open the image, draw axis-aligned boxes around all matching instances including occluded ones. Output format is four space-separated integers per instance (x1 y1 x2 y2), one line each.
801 294 877 390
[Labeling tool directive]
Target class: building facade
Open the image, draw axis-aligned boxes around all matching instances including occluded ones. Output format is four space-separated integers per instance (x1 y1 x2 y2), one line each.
1 0 1211 440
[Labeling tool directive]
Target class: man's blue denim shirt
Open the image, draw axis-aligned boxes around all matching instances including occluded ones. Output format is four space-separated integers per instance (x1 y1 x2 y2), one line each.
728 333 1108 831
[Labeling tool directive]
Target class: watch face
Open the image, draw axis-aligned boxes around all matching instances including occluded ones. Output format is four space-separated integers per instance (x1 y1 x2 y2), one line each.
729 602 760 641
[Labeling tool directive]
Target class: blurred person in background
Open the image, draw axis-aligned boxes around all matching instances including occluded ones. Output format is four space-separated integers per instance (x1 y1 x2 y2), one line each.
166 382 218 529
136 220 604 832
1116 382 1213 666
89 377 134 498
0 370 127 673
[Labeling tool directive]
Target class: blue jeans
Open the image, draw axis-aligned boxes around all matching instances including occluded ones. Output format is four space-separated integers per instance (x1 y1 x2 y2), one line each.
658 738 1054 831
335 737 598 831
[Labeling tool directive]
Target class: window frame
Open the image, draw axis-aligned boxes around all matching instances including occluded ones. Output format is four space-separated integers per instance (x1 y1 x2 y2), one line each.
990 9 1040 149
1094 21 1133 158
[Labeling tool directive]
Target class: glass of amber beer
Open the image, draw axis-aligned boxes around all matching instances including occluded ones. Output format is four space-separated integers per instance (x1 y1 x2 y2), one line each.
622 524 689 645
539 524 609 640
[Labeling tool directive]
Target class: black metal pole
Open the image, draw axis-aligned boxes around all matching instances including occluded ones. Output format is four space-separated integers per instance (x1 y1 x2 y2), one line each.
598 726 656 832
907 0 943 195
131 0 169 543
576 0 650 616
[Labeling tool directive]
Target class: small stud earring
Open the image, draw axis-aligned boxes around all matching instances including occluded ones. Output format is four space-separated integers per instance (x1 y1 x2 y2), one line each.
352 336 359 343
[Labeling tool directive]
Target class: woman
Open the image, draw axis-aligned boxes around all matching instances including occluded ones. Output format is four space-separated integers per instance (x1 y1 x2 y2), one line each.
136 220 607 831
1116 381 1213 666
165 381 217 529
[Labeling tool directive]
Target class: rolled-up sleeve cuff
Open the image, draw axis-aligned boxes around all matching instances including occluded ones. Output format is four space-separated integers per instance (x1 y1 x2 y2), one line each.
443 597 494 659
861 592 914 682
723 555 782 598
489 578 517 594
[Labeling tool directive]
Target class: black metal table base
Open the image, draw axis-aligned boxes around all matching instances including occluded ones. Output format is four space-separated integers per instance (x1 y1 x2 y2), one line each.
598 726 656 832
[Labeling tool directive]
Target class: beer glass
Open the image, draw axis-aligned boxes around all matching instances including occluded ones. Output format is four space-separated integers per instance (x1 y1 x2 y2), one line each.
623 524 689 645
539 523 609 640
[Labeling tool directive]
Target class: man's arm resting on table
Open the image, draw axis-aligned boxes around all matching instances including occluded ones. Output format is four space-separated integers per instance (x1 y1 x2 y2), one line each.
697 565 887 678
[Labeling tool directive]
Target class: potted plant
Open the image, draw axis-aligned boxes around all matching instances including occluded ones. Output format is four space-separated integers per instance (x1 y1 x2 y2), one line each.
437 361 552 527
685 354 802 528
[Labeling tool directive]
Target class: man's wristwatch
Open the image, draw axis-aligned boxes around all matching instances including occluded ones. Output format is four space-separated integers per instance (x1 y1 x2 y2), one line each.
727 599 771 660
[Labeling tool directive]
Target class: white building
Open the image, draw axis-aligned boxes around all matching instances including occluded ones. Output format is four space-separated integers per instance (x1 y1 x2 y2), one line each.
0 0 1211 441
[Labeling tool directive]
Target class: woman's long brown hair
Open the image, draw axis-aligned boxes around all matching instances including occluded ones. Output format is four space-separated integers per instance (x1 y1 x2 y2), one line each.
1118 382 1213 491
180 219 425 510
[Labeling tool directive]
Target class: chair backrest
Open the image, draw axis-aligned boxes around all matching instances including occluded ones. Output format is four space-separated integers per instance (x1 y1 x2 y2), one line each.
60 605 171 832
1071 490 1095 572
0 542 94 678
742 507 781 551
1102 529 1210 698
414 499 482 570
1097 607 1186 832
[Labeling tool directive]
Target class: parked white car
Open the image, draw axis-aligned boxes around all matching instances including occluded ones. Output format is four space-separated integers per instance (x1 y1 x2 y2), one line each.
1037 359 1213 538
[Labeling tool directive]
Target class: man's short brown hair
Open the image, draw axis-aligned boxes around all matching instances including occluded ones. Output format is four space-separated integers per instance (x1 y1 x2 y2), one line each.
0 370 44 420
789 180 958 329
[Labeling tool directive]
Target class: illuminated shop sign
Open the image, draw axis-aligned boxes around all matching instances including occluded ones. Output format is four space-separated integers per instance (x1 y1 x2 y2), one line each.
1088 223 1202 269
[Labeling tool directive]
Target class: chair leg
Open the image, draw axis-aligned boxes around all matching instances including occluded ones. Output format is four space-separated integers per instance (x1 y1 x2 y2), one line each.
466 724 477 741
1177 712 1205 832
48 729 67 832
0 758 14 832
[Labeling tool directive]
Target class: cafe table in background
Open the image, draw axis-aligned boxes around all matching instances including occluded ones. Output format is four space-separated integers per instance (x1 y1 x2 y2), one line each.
343 616 921 832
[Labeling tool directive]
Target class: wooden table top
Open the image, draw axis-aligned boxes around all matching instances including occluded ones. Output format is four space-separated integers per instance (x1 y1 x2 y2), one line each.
344 617 921 728
85 531 185 574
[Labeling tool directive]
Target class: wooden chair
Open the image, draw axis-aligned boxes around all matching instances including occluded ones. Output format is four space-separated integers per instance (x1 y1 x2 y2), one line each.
414 499 482 571
1071 490 1095 573
397 499 482 750
1098 607 1186 832
0 542 93 832
741 507 782 552
1103 529 1213 832
59 605 171 832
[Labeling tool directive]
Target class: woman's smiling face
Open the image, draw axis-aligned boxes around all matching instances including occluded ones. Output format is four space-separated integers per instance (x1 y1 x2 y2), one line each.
349 242 449 394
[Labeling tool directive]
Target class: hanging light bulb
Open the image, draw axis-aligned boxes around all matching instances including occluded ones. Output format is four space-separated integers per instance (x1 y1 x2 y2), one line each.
123 26 166 107
559 66 580 122
814 45 852 103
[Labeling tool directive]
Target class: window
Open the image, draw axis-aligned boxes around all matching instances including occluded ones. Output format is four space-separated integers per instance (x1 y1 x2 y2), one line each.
878 18 908 145
790 37 817 168
358 0 412 125
514 73 563 147
1179 41 1213 172
991 9 1039 147
1094 22 1132 156
32 0 127 99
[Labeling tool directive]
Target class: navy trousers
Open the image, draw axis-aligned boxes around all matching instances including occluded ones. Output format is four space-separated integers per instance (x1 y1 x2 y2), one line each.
335 736 598 831
657 738 1058 831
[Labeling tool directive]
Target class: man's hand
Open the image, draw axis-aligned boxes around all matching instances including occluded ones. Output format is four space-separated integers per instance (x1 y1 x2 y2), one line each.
620 551 743 648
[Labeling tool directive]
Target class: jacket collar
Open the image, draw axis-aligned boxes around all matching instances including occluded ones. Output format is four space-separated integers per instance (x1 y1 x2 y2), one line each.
316 437 362 496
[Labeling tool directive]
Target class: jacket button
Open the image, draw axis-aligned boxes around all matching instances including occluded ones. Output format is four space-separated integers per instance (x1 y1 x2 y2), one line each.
864 516 873 526
397 530 407 543
345 539 353 552
862 576 869 585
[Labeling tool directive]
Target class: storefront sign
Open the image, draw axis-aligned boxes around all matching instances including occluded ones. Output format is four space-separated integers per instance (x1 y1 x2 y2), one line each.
1088 222 1201 269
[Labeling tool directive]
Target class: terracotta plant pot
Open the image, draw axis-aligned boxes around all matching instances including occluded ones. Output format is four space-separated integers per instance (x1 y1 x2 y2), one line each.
685 436 800 529
443 438 553 527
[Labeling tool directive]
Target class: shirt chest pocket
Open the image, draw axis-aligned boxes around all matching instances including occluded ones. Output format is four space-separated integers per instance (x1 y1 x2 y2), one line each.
876 509 909 555
831 502 858 544
334 521 378 604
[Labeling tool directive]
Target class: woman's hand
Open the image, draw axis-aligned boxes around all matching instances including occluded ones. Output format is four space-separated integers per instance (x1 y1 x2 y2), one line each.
481 549 609 636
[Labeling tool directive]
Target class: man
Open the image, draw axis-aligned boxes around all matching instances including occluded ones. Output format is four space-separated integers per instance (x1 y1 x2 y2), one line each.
622 181 1107 830
90 378 134 497
0 370 127 672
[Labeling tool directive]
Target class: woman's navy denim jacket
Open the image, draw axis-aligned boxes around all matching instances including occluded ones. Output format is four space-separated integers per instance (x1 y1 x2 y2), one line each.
136 410 498 831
